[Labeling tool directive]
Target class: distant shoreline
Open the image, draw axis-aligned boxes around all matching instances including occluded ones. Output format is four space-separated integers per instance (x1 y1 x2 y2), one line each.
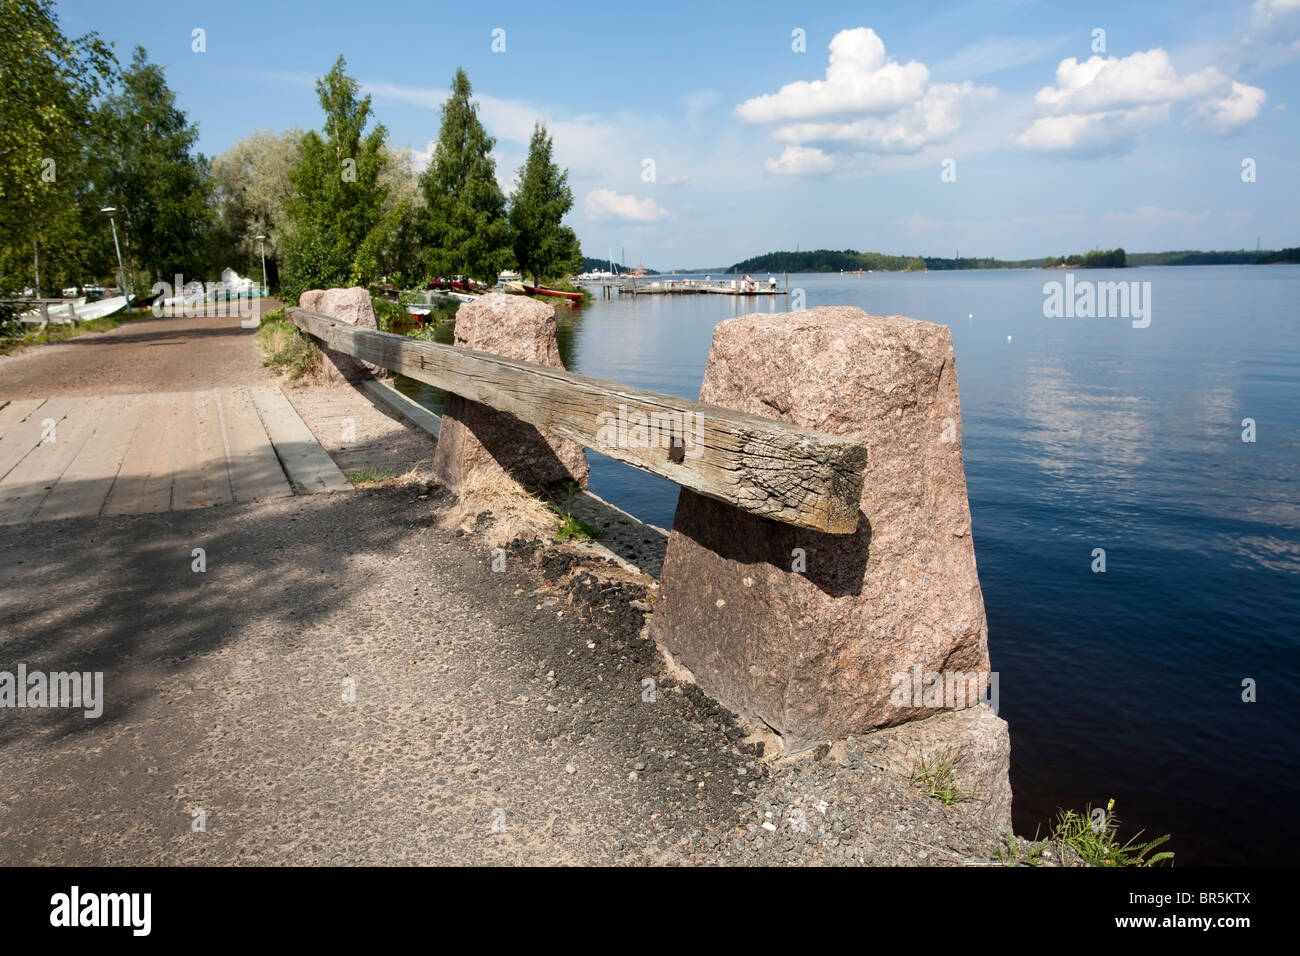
657 247 1300 276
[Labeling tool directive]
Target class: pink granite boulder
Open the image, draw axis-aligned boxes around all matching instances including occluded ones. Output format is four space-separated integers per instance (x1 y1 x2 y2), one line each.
298 287 380 383
649 306 990 751
431 292 590 493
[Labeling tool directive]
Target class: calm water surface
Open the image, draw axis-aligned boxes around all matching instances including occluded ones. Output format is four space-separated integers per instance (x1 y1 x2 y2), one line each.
397 266 1300 865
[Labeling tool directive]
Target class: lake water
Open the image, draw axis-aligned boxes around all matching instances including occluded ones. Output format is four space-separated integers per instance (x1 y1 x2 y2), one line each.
396 266 1300 865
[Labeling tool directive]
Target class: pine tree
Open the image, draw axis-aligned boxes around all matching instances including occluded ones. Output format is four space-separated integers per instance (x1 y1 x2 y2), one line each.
282 55 390 296
509 122 581 285
419 69 513 283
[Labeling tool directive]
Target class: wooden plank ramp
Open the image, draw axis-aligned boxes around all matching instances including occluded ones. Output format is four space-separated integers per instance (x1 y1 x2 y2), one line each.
250 387 350 494
0 386 346 525
0 397 80 484
0 398 45 433
220 387 295 503
171 390 234 511
0 398 95 525
103 392 186 516
37 395 145 522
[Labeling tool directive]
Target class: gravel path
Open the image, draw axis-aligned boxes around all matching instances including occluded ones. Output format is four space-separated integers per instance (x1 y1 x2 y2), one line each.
0 485 1016 865
0 301 281 398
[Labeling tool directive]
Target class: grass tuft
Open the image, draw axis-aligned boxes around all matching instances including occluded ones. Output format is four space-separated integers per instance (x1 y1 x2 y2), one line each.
995 830 1047 867
442 466 556 548
909 747 979 806
548 481 601 541
348 465 395 484
998 799 1175 867
1047 799 1174 867
254 317 320 380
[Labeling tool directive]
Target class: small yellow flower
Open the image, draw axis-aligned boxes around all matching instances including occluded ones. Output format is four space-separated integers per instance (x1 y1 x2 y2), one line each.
1107 798 1116 813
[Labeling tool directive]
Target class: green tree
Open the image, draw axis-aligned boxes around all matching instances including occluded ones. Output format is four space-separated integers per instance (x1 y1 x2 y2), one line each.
419 68 513 283
366 145 425 289
94 47 213 286
0 0 115 297
509 122 581 284
281 56 391 297
209 128 302 283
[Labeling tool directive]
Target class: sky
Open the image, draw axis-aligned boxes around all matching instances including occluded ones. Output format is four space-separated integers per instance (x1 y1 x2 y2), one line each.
54 0 1300 269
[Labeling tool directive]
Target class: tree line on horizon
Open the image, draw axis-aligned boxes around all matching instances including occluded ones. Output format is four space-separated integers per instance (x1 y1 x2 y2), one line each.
725 245 1298 274
1 1 582 305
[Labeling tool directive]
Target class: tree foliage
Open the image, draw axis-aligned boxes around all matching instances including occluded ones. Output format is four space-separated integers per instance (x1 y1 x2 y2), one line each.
0 0 115 295
509 122 581 284
1043 248 1127 269
364 145 425 290
729 249 928 273
93 47 213 284
281 55 391 297
209 128 302 281
419 69 513 282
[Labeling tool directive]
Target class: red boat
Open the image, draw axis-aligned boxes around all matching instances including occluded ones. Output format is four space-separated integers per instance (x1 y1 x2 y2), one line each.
427 276 484 292
522 284 583 300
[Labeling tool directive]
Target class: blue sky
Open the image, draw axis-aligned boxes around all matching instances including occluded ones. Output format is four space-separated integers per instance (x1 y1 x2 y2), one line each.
56 0 1300 268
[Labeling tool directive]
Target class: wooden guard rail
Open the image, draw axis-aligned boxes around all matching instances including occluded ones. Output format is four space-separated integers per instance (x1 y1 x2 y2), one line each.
287 307 868 533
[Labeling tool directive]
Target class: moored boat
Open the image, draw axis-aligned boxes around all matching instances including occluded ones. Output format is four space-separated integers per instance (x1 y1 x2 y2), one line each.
522 284 583 300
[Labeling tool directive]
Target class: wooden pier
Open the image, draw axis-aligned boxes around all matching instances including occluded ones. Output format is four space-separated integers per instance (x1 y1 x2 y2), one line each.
580 276 789 297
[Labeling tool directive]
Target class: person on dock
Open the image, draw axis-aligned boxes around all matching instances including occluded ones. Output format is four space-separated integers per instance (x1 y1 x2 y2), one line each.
768 275 777 292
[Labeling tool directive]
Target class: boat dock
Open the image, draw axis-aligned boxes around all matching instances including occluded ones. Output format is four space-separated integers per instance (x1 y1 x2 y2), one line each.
581 276 789 297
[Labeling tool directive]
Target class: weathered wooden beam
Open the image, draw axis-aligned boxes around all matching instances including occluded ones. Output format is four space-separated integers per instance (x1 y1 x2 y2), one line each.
287 307 868 533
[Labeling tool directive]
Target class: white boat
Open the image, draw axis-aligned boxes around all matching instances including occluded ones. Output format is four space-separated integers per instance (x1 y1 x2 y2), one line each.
498 269 522 282
71 295 129 321
407 289 478 310
19 295 127 326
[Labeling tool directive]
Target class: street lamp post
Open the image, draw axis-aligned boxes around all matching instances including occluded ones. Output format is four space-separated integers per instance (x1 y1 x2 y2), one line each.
100 206 131 301
254 234 268 295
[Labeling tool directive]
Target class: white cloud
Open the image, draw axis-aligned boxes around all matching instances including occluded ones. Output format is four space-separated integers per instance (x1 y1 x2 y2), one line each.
1017 104 1169 155
1241 0 1300 68
735 27 992 172
771 81 992 152
410 139 436 172
1253 0 1300 27
1033 50 1225 112
1190 81 1268 134
1017 49 1266 153
763 146 835 176
365 80 646 186
583 189 668 223
735 28 929 123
